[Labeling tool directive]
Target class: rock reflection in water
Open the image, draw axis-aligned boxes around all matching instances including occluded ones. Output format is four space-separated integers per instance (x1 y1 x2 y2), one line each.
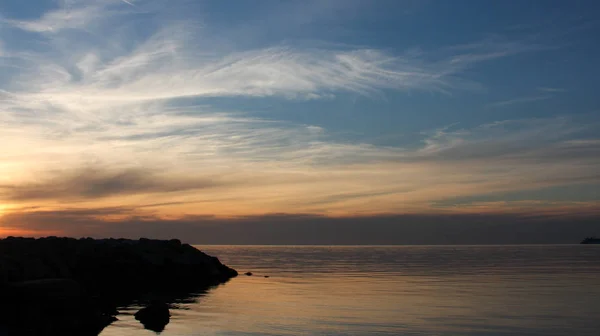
0 282 218 336
114 284 215 335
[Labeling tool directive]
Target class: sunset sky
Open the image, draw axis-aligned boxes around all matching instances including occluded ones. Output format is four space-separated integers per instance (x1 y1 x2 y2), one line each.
0 0 599 243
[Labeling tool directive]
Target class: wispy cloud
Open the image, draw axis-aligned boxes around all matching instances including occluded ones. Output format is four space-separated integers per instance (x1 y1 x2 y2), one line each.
487 85 567 108
0 166 228 201
7 41 467 106
416 117 597 162
486 95 551 108
2 0 128 34
2 2 547 104
537 87 567 93
445 36 547 67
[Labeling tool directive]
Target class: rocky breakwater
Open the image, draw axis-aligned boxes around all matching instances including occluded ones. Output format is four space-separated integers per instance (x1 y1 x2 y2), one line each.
0 237 237 335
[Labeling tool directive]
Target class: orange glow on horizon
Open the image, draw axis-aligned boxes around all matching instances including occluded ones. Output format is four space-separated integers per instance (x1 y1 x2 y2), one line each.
0 228 62 238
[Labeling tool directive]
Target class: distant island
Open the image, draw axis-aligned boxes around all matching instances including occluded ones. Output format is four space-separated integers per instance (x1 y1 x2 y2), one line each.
580 236 600 244
0 237 238 335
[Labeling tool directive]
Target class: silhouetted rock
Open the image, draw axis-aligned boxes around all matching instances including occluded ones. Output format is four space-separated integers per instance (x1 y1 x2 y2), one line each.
0 278 117 335
0 237 237 335
135 301 170 333
581 236 600 244
245 272 253 276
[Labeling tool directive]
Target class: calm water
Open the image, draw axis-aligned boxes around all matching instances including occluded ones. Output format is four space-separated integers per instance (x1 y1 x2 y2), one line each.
100 245 600 336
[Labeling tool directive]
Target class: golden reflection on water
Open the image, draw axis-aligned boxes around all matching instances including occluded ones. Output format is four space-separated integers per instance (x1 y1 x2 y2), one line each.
100 245 600 336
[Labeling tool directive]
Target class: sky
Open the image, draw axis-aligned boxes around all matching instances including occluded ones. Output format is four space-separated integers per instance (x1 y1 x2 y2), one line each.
0 0 599 243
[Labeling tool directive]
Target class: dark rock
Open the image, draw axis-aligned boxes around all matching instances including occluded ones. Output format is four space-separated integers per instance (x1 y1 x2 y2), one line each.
135 302 170 333
0 278 117 335
9 278 82 301
0 237 237 291
245 272 253 276
0 237 237 335
264 275 269 278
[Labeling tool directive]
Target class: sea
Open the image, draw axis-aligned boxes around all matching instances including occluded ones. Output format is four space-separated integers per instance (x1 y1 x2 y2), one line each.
100 245 600 336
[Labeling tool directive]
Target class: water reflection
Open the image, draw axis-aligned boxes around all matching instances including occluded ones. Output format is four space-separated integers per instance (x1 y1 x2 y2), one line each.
100 245 600 336
107 284 217 335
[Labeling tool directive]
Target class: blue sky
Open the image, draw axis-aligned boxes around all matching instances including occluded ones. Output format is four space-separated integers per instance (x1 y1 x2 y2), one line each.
0 0 599 241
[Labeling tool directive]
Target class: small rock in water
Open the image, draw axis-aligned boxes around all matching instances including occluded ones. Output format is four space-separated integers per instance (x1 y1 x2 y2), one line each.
264 275 270 278
135 302 170 332
245 272 253 276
